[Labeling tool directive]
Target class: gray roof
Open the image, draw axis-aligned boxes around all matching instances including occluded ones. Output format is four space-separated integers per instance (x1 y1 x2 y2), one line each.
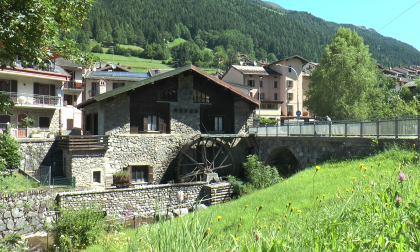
404 81 417 88
84 71 150 82
230 65 281 75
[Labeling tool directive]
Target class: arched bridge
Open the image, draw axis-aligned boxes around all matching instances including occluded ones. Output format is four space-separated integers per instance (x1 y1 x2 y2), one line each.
251 115 420 177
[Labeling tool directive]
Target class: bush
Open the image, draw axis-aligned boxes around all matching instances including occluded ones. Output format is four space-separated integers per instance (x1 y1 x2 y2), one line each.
0 130 21 171
91 44 103 53
243 154 280 189
54 207 107 251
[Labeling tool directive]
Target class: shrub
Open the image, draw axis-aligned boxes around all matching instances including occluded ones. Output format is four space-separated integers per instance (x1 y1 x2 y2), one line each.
0 130 21 171
53 207 106 251
91 44 103 53
243 154 280 189
113 171 129 180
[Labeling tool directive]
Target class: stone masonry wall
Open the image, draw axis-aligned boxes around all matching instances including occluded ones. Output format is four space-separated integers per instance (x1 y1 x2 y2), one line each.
234 100 254 135
11 108 60 130
57 182 206 218
18 139 62 176
0 190 56 238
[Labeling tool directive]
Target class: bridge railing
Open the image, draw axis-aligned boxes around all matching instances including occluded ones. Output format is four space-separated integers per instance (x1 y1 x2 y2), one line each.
249 115 420 139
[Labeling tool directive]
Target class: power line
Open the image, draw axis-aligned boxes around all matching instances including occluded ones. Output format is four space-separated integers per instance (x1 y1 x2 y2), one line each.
378 1 420 32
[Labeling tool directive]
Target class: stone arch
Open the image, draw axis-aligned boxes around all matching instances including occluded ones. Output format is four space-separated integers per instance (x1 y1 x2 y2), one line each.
265 146 301 178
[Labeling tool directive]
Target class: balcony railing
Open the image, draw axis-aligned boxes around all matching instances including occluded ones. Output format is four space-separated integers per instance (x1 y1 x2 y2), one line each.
0 92 61 107
63 80 84 90
249 115 420 139
57 135 109 150
5 127 61 138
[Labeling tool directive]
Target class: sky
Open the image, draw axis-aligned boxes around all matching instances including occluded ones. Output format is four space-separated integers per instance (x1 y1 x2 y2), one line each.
271 0 420 51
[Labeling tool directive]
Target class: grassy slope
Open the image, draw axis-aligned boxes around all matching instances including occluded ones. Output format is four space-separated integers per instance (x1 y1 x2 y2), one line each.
92 53 172 72
1 172 42 191
85 146 420 251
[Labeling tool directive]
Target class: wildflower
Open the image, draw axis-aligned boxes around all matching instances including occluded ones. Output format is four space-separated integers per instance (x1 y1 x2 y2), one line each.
378 162 381 166
204 228 210 237
238 223 241 227
395 197 402 202
363 175 366 178
226 249 229 252
291 207 294 212
286 204 289 208
346 189 349 192
211 221 213 225
353 177 357 180
364 167 367 171
285 214 288 218
322 194 326 198
245 205 248 209
264 225 267 228
359 164 363 167
259 205 263 210
401 164 404 169
368 190 372 193
277 226 281 230
316 166 321 171
259 226 262 229
371 164 374 168
398 172 406 181
378 192 381 196
385 203 389 206
297 210 301 214
289 201 292 205
178 191 184 203
236 237 239 241
218 216 222 221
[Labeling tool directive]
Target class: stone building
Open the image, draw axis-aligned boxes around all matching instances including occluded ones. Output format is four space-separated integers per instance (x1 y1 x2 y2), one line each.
59 65 259 188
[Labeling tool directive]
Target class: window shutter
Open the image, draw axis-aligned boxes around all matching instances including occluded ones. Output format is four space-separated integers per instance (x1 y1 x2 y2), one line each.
159 116 166 133
33 83 39 94
143 116 148 132
50 85 55 96
11 80 17 92
223 116 232 133
148 166 153 183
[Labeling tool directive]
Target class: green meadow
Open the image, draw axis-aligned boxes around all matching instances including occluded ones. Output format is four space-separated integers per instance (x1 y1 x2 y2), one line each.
82 145 420 251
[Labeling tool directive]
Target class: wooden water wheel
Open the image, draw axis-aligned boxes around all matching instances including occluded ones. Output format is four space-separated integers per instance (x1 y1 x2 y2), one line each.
176 137 234 182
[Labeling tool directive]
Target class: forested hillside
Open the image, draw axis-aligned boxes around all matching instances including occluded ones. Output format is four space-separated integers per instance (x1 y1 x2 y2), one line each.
71 0 420 67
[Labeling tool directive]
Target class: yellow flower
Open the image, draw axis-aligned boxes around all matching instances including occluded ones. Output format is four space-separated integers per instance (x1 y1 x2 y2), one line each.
238 223 241 227
364 167 367 171
378 193 381 196
211 221 213 224
204 228 210 236
316 166 321 171
286 204 289 208
322 194 326 198
291 207 294 212
235 237 239 241
363 175 366 178
346 189 349 192
217 216 222 221
385 203 389 206
245 205 248 208
359 164 364 167
289 201 292 205
353 177 357 180
226 249 229 252
264 225 267 228
401 164 404 169
371 164 374 168
368 190 372 193
277 226 281 230
297 210 301 214
285 214 288 218
352 190 354 193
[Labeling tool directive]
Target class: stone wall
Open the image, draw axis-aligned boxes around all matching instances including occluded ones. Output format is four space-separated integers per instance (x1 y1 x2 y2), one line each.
104 93 130 136
57 182 206 218
0 190 56 238
19 139 62 176
11 108 60 130
234 100 254 135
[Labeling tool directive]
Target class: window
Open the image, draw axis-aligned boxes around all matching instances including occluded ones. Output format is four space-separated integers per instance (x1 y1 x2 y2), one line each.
113 82 125 89
247 80 255 87
147 115 158 131
193 89 210 103
249 92 253 97
158 86 177 102
132 166 149 183
0 80 10 92
259 93 265 101
93 171 101 183
274 93 278 100
39 84 50 95
0 115 10 124
288 66 292 73
274 81 278 88
287 105 293 116
39 117 50 128
259 80 263 87
287 80 293 88
214 117 223 131
64 94 73 106
261 104 278 109
287 93 293 100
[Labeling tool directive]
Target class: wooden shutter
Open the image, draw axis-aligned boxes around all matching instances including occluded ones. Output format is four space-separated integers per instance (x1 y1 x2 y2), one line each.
11 80 17 92
143 116 148 132
50 85 55 96
159 116 166 133
33 83 39 94
223 116 232 133
148 166 153 183
67 119 74 130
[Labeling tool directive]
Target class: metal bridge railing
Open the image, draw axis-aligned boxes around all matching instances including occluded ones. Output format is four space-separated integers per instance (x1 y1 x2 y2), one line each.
249 115 420 139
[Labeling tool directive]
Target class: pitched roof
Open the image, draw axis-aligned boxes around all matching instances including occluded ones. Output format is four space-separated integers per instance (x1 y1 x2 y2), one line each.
269 55 311 66
97 64 132 72
78 65 260 108
84 71 150 81
230 65 282 75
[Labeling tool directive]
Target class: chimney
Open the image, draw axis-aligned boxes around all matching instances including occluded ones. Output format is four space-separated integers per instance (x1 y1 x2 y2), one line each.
98 77 107 95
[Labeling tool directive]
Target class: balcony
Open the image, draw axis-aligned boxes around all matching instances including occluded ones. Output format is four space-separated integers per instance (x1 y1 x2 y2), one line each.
63 80 84 90
57 135 109 151
1 92 61 107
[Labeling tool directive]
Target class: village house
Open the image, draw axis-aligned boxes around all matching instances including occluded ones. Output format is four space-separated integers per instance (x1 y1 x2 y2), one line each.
222 55 315 121
0 59 84 138
58 65 259 188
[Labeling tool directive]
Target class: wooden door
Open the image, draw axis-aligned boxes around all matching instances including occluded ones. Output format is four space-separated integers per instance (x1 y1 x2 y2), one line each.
18 114 27 137
67 119 74 131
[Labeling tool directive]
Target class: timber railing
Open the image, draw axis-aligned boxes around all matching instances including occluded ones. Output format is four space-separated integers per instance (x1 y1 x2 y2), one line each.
249 115 420 139
57 135 109 150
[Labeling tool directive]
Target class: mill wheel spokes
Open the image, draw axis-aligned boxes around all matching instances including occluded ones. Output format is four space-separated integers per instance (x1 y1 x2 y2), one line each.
177 137 234 182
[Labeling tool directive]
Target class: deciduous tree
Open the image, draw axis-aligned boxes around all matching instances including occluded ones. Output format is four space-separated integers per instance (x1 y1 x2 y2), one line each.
305 28 385 120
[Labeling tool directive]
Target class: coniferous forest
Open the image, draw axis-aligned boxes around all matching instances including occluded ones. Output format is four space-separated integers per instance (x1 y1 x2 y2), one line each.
70 0 420 68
